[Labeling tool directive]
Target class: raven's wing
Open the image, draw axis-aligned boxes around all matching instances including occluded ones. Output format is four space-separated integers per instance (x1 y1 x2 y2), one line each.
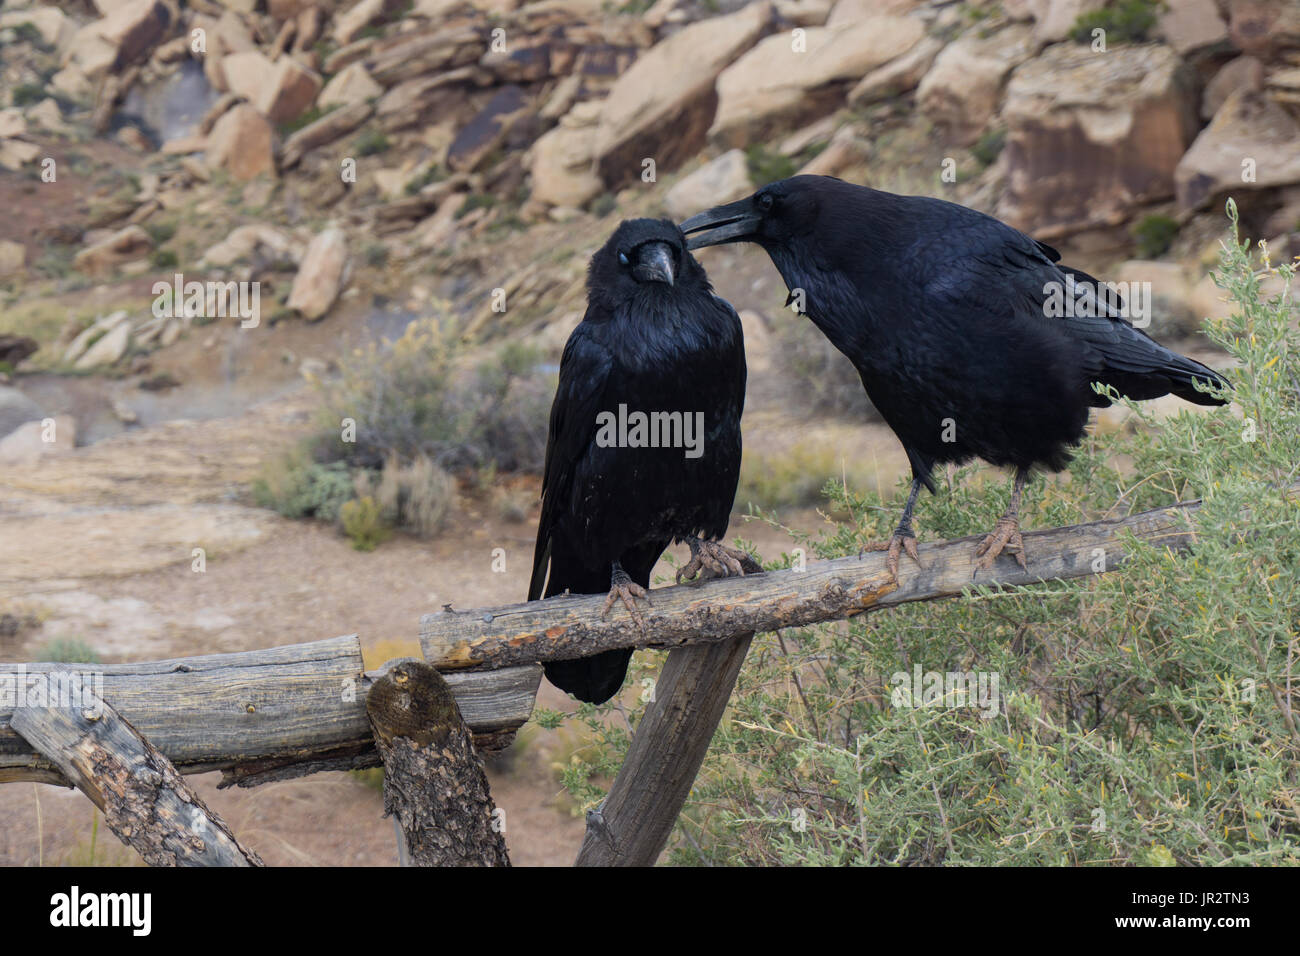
918 219 1229 407
528 313 614 602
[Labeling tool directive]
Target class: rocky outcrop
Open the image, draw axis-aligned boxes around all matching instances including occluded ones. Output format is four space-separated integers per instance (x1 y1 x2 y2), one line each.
999 43 1197 234
529 99 604 209
917 25 1036 147
590 1 773 189
1175 88 1300 212
287 229 350 320
711 15 925 147
205 103 275 181
664 150 753 221
73 226 153 276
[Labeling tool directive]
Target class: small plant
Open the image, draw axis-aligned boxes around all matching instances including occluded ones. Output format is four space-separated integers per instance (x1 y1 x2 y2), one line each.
745 145 796 187
455 193 497 220
362 242 389 268
1132 213 1179 258
37 637 101 664
11 83 47 107
340 495 392 551
354 129 391 157
253 450 355 521
1071 0 1161 44
150 249 179 269
970 128 1006 168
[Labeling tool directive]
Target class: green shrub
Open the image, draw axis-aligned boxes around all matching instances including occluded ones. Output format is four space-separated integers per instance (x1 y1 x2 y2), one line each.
36 637 102 664
550 201 1300 865
971 128 1006 168
150 249 179 269
358 453 456 537
355 129 390 156
316 316 552 474
1133 213 1179 258
745 145 797 187
1071 0 1161 44
340 495 392 551
253 449 355 521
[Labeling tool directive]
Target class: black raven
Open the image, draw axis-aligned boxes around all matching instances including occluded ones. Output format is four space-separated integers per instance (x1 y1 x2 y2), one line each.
529 218 757 704
681 176 1229 574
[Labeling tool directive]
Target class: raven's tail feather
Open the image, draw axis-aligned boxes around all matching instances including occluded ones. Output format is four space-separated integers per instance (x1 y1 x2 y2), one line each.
543 649 634 705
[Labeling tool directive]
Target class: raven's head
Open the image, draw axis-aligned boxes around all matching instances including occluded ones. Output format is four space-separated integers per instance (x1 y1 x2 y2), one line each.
679 176 831 252
588 218 700 305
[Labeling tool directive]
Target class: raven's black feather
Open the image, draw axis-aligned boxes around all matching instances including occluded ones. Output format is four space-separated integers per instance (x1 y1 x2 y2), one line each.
529 219 747 703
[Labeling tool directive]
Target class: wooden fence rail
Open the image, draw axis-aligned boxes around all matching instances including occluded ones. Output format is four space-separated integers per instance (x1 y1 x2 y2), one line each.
3 488 1251 803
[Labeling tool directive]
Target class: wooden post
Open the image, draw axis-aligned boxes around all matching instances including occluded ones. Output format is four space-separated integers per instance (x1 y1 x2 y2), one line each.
575 633 755 866
10 679 262 867
366 659 510 867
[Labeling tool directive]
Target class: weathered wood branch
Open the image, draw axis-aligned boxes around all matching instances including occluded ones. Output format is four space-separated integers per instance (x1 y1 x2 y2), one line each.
420 493 1219 669
367 659 509 867
1 636 541 787
10 682 263 866
576 634 754 866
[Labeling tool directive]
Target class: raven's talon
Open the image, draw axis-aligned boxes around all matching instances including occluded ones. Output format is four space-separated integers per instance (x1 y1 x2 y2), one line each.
601 571 650 626
974 517 1027 571
676 538 759 584
865 529 920 581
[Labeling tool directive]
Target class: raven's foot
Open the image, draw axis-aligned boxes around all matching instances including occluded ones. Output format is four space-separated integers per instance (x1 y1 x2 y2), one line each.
676 538 762 584
974 516 1026 570
862 528 920 581
601 566 651 625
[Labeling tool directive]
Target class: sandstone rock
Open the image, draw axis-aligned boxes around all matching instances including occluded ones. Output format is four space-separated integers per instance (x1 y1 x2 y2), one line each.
1227 0 1300 58
0 139 41 172
27 98 67 132
664 150 752 221
1025 0 1106 44
414 193 469 249
0 414 76 464
1201 55 1264 119
74 321 133 370
848 33 943 107
64 0 172 78
447 85 529 173
712 15 924 148
0 109 26 139
282 101 373 167
917 24 1036 147
529 99 604 208
828 0 921 22
365 25 483 85
64 311 130 364
0 240 26 278
999 43 1197 234
205 103 275 181
1158 0 1229 55
73 227 153 276
0 335 38 366
221 50 278 105
287 228 349 319
256 56 323 124
593 2 774 187
777 0 833 26
201 224 301 268
0 5 73 48
796 125 865 177
1175 88 1300 213
334 0 386 45
318 62 383 109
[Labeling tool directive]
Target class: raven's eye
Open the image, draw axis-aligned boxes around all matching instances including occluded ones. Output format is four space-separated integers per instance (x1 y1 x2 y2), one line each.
757 193 775 212
618 251 630 267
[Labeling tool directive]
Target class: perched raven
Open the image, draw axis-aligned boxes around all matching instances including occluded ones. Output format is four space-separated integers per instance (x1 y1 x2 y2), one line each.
681 176 1229 574
529 218 757 704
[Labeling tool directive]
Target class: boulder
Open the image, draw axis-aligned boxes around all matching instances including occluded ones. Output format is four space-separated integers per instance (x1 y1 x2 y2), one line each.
917 24 1036 147
334 0 386 45
1201 55 1263 119
447 85 529 173
63 0 172 78
711 15 925 148
205 103 275 181
1226 0 1300 58
282 101 373 167
73 226 153 276
1175 88 1300 213
664 150 753 221
63 311 130 364
74 321 132 370
0 109 26 139
287 228 349 320
998 43 1197 234
318 62 383 109
847 34 943 106
257 57 323 124
1024 0 1106 44
0 335 38 366
1157 0 1229 55
0 6 74 48
593 2 775 186
221 50 278 106
529 99 604 208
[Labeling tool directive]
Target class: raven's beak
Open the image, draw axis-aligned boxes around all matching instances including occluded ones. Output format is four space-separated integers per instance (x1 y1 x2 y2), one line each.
680 197 761 250
632 240 675 286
